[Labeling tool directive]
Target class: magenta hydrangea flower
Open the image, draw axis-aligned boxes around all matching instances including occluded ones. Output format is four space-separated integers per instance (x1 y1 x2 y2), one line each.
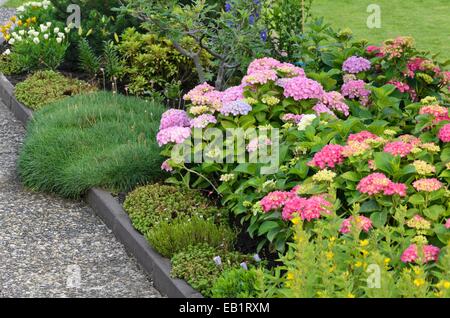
384 141 413 157
190 114 217 129
401 244 440 263
221 85 244 104
282 195 332 221
220 100 252 116
341 79 371 106
308 144 345 169
283 76 324 101
281 113 304 124
357 173 407 197
412 178 443 192
342 56 372 74
438 123 450 142
260 191 294 213
159 109 191 130
340 215 373 234
319 91 350 116
156 126 191 146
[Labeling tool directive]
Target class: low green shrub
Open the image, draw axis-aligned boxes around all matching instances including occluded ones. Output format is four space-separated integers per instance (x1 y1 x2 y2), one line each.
211 267 261 298
171 244 248 296
123 184 222 234
15 71 96 110
146 216 236 258
18 92 166 198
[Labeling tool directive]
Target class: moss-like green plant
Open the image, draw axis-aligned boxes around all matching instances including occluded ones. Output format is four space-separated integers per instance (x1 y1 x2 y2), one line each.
171 244 248 296
14 71 96 110
211 267 261 298
146 216 235 258
123 184 222 234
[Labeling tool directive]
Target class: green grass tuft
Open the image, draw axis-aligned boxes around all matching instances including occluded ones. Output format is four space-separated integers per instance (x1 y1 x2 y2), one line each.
18 91 166 198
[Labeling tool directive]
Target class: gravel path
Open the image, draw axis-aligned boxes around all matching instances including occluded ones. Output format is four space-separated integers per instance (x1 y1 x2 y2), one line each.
0 101 162 298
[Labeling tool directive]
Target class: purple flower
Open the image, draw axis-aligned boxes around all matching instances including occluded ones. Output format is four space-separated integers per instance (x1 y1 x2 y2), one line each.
220 100 252 116
249 14 255 25
342 56 371 74
225 2 231 12
260 30 268 42
313 103 337 117
221 85 244 104
282 113 304 124
159 109 191 130
341 79 371 106
320 91 350 116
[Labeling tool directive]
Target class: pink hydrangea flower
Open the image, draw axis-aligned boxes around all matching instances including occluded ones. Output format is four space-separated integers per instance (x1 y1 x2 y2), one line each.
277 63 306 77
348 131 379 143
247 57 283 74
412 178 443 192
184 83 222 109
308 144 345 169
342 56 371 74
221 85 244 104
282 195 332 221
340 215 373 234
161 159 173 172
401 244 440 263
313 103 337 117
247 137 272 153
366 45 384 57
220 100 252 116
156 126 191 146
438 123 450 142
319 91 350 116
281 113 304 124
283 76 324 101
190 114 217 129
398 134 422 147
384 141 413 157
242 69 278 86
357 173 407 197
260 191 294 213
159 109 191 130
341 79 371 106
419 105 450 124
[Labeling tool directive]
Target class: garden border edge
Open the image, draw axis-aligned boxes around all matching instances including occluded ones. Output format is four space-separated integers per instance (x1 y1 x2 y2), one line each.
0 72 203 299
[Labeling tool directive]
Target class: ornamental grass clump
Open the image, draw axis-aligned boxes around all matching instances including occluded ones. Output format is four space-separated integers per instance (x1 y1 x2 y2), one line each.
18 92 166 198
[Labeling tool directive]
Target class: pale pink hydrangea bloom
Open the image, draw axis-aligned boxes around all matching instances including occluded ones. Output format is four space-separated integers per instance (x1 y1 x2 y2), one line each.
412 178 443 192
308 144 345 169
283 76 324 101
281 113 304 124
340 215 373 234
242 69 279 86
246 137 272 153
438 123 450 142
341 79 371 106
161 159 173 172
190 114 217 129
401 244 440 263
445 218 450 229
156 126 191 146
319 91 350 116
348 131 379 143
398 134 422 146
383 141 413 157
247 57 283 74
221 85 244 104
419 105 450 124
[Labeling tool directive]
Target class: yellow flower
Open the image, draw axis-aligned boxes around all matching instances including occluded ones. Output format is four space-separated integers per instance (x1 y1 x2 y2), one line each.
384 258 391 264
326 251 334 260
4 34 10 41
414 278 425 287
347 292 355 298
355 261 363 268
31 17 37 23
10 16 17 23
291 217 301 225
17 20 23 26
361 249 369 257
437 280 450 289
287 272 294 281
359 239 369 247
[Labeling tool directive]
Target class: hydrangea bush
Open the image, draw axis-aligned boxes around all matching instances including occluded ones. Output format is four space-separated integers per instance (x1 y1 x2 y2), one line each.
156 34 449 296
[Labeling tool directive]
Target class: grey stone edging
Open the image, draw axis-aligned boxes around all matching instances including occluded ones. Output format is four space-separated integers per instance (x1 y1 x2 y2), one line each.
0 72 202 298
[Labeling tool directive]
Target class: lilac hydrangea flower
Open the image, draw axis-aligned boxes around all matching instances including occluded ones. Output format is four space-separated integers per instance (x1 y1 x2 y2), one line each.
313 103 337 117
341 79 371 106
159 109 191 130
320 91 350 116
221 85 244 104
220 100 252 116
342 56 371 74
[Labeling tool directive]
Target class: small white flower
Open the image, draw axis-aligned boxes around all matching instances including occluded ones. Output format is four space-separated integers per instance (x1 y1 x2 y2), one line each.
64 27 70 33
33 31 40 37
16 36 22 41
240 262 248 270
11 32 19 39
213 256 222 266
54 27 60 34
57 32 64 38
19 30 25 36
46 22 52 27
40 25 48 32
17 6 25 12
56 37 62 44
2 49 11 55
8 38 15 45
297 114 317 131
44 34 49 40
33 37 40 44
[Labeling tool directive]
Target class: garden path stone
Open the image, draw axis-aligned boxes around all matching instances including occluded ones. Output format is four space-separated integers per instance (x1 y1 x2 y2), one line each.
0 101 162 298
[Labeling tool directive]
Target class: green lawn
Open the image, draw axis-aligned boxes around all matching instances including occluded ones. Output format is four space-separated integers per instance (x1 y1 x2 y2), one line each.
311 0 450 61
2 0 29 7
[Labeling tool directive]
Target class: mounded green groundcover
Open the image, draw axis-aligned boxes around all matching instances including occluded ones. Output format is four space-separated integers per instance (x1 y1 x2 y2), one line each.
18 92 166 198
